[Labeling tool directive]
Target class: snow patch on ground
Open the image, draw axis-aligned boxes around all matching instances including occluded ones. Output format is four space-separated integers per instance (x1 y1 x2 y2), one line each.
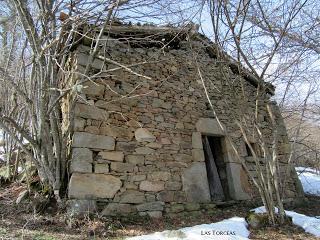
127 217 250 240
253 206 320 237
126 166 320 239
296 167 320 196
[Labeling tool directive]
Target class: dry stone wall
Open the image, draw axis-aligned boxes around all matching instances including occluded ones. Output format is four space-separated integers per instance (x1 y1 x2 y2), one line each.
65 33 303 217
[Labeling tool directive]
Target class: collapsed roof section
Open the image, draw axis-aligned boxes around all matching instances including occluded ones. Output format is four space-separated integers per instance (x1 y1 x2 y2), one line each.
72 22 275 95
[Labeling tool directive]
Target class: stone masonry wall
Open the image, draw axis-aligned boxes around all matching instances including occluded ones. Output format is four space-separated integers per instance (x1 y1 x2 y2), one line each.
65 33 303 217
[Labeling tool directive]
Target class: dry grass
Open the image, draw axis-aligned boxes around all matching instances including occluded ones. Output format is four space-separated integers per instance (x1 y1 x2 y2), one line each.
0 182 319 240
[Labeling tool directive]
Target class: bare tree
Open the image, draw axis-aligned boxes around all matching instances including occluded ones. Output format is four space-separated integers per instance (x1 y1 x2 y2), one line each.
194 0 319 224
0 0 201 198
0 1 22 179
0 0 132 198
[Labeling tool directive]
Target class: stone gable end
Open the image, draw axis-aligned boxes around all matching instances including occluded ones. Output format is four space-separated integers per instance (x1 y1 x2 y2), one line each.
63 24 303 217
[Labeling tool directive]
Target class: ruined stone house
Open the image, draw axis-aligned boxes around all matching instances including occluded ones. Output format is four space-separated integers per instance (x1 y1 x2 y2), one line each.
62 24 304 217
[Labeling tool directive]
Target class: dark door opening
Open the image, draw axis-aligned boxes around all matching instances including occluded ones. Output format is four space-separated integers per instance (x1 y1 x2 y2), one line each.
202 135 230 201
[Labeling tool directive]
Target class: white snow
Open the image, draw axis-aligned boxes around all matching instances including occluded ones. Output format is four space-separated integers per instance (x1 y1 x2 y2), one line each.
126 166 320 239
295 167 320 174
253 206 320 237
296 167 320 196
126 217 250 240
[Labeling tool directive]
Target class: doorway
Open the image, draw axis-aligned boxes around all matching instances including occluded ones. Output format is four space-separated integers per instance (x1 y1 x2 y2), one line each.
202 135 230 201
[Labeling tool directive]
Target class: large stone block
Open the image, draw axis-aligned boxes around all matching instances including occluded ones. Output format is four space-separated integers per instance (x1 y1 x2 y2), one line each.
68 173 121 199
174 154 192 162
166 181 182 191
70 148 93 173
72 132 115 150
195 118 224 135
146 142 162 149
192 132 203 149
173 191 187 203
157 191 174 202
182 162 211 202
70 161 92 173
101 203 135 216
98 151 124 162
152 98 164 108
136 201 164 212
240 166 251 194
74 118 85 131
135 147 155 155
94 163 109 173
192 149 205 162
100 126 134 140
72 148 93 162
125 182 139 190
82 81 105 97
147 171 171 181
74 103 109 121
120 190 145 204
84 126 99 134
135 128 156 142
116 142 137 151
130 174 146 182
110 162 135 172
160 138 171 145
226 162 250 200
140 180 164 192
77 52 105 70
166 162 188 168
126 155 145 165
95 100 121 112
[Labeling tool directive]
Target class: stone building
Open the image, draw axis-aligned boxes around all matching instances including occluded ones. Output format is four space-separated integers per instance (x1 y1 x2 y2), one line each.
62 24 304 217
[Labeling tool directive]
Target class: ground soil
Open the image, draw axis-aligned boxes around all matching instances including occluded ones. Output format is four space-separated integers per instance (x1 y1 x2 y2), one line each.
0 182 319 240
